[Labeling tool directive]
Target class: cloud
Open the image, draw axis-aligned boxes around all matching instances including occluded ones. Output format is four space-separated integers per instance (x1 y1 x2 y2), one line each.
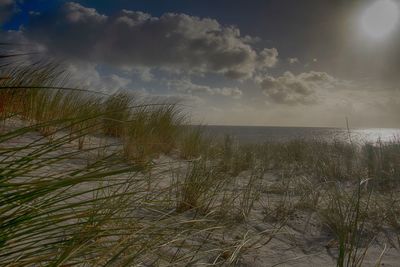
168 79 243 99
25 2 277 79
28 10 41 16
288 57 299 64
121 65 154 82
0 0 16 25
258 48 278 68
66 62 132 93
63 2 107 23
258 71 338 105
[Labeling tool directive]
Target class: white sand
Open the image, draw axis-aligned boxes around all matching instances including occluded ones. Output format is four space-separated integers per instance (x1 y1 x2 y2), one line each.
2 119 399 266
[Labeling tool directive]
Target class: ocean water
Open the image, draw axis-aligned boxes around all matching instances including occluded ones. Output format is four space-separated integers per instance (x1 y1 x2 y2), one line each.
202 125 400 144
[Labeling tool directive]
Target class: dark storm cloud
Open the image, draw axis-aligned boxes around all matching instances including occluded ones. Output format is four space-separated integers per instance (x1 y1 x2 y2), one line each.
25 2 278 79
0 0 16 25
258 71 338 105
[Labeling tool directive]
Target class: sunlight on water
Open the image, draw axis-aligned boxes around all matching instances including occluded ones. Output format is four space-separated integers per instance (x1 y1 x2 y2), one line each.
351 128 400 143
203 126 400 144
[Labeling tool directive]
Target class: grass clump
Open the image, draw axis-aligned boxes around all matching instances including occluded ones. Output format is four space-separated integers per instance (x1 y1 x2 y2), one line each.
174 160 227 213
0 60 186 162
179 125 206 160
318 181 374 267
122 103 185 166
102 92 133 137
362 140 400 188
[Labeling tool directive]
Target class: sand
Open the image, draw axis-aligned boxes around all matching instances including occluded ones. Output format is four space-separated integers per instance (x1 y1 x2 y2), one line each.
2 119 399 266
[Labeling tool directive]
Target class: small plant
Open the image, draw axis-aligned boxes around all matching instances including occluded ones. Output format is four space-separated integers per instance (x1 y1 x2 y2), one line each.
319 180 374 267
122 104 184 166
174 160 227 213
362 140 400 188
237 169 263 220
102 92 133 137
179 125 205 159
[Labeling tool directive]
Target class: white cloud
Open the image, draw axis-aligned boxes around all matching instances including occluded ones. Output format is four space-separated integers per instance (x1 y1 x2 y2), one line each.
125 66 154 82
66 62 132 93
64 2 107 23
258 48 279 68
258 71 339 105
168 79 243 99
28 10 41 16
25 2 278 79
288 57 299 64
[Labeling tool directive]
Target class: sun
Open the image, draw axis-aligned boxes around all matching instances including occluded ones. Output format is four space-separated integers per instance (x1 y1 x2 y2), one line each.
361 0 399 39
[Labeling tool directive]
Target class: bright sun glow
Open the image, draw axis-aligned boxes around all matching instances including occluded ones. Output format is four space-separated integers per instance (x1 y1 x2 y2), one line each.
361 0 399 39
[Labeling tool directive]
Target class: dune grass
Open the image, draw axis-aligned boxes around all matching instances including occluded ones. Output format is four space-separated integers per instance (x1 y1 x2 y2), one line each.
319 181 374 267
190 134 400 265
1 47 400 266
178 125 207 160
0 53 239 265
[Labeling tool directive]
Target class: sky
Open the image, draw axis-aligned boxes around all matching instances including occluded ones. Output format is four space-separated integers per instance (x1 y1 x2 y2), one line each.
1 0 400 128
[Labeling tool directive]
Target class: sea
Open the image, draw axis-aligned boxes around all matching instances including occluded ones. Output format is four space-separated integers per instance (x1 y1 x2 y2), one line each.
202 125 400 144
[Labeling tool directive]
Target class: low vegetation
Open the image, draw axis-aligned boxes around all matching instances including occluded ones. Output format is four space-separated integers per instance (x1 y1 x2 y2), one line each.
1 48 399 266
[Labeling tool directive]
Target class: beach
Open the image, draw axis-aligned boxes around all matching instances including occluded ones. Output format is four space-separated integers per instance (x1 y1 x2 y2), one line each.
2 117 400 266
